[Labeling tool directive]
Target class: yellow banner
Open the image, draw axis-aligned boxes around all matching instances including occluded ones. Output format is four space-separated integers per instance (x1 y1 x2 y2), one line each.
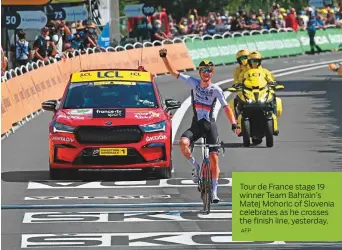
71 70 151 83
51 0 85 3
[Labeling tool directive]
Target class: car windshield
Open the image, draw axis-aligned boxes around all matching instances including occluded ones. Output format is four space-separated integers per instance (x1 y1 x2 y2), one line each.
63 81 159 109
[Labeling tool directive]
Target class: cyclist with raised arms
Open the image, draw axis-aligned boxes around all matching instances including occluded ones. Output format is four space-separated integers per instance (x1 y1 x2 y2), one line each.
159 48 240 203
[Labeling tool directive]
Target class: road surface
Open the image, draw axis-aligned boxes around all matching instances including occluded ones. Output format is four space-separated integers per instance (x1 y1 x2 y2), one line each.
2 52 342 249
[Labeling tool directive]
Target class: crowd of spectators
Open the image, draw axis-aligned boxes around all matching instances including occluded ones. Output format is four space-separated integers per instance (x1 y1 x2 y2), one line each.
162 3 342 38
2 19 101 73
2 2 342 74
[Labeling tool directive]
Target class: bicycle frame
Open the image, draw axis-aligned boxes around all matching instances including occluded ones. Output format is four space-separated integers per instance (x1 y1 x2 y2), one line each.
191 138 225 214
173 138 225 214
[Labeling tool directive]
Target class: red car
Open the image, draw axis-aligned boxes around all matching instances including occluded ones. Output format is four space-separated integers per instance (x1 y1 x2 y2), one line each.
42 68 181 180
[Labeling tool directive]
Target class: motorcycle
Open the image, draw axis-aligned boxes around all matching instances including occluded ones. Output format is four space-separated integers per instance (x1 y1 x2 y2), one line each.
227 70 284 147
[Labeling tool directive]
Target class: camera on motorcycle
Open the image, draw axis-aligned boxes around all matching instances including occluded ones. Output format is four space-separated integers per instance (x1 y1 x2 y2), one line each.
274 85 284 90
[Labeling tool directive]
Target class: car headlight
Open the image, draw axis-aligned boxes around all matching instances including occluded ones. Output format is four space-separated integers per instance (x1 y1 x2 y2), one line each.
140 121 166 133
52 122 75 133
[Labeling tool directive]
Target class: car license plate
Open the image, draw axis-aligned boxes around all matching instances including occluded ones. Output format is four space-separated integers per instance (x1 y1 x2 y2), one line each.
99 148 127 156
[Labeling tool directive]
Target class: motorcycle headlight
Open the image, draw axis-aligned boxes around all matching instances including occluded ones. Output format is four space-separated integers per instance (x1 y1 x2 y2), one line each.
52 122 76 133
246 99 253 103
259 98 267 103
140 120 166 133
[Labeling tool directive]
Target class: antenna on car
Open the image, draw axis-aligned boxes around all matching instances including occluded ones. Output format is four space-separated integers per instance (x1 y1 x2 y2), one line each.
138 44 143 67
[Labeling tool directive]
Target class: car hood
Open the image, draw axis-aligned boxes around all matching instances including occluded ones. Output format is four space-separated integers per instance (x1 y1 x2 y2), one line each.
55 108 166 126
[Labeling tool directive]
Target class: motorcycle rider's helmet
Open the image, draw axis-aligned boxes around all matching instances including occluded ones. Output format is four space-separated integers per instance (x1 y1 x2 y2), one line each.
198 60 215 82
236 49 249 66
248 51 262 68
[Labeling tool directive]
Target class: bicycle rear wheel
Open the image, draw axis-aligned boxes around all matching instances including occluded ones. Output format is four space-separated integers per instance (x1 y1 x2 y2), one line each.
201 162 212 214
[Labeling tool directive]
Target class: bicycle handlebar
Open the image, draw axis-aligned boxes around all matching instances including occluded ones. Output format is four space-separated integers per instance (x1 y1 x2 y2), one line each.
173 140 226 155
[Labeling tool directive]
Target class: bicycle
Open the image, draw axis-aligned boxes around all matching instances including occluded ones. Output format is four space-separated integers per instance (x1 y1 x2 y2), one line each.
175 137 225 214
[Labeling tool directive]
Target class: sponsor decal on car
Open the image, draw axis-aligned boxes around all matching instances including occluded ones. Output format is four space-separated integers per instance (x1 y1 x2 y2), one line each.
71 70 151 83
57 115 85 120
68 109 92 115
146 134 167 142
93 109 125 118
134 111 160 119
52 136 74 143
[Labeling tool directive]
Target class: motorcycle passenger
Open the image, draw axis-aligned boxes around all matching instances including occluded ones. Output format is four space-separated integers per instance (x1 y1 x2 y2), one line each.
241 51 280 134
159 48 240 203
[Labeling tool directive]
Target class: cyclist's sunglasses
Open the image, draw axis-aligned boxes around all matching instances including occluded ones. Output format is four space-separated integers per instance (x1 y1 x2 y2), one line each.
200 67 213 73
249 59 261 63
238 56 248 61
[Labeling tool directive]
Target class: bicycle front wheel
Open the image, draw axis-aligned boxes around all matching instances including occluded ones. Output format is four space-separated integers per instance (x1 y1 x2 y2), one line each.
201 162 212 214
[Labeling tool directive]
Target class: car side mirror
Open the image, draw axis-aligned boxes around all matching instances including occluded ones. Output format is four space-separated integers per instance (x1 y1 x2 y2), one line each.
42 100 58 112
165 98 181 111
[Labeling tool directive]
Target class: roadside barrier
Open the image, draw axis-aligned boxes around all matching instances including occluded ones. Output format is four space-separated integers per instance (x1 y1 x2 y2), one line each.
1 26 341 137
184 26 342 66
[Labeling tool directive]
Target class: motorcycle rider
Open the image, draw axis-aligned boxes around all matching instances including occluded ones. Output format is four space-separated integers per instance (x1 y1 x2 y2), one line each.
158 47 240 203
233 49 250 87
229 50 250 119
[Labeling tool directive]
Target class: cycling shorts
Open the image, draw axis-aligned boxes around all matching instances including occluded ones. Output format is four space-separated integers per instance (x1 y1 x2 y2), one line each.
181 118 220 153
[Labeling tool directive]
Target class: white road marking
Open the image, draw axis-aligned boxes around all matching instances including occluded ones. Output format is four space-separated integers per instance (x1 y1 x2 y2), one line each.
21 232 284 248
27 178 232 189
22 210 232 223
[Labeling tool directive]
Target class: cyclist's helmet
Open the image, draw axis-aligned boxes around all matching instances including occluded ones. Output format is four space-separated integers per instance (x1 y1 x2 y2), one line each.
236 49 249 66
198 60 215 73
248 51 262 68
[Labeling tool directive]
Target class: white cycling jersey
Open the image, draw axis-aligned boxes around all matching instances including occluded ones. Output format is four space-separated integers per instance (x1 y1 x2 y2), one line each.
178 73 228 122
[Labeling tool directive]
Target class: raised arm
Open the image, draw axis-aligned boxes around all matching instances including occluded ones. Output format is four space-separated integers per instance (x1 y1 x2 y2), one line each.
159 48 180 78
215 87 240 134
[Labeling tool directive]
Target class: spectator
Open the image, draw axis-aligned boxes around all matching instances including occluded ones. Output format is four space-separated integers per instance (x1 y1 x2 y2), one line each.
85 22 99 48
48 21 64 55
286 8 299 31
263 13 273 29
196 18 206 35
326 9 336 24
1 47 8 75
178 18 189 35
10 30 32 67
69 23 87 51
33 27 50 62
151 20 167 42
187 14 196 33
307 12 323 54
247 12 262 30
278 14 286 28
206 14 217 35
169 22 178 37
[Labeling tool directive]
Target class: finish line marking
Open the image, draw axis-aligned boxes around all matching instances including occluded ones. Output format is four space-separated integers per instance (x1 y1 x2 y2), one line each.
22 210 232 223
2 202 233 210
26 178 232 189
